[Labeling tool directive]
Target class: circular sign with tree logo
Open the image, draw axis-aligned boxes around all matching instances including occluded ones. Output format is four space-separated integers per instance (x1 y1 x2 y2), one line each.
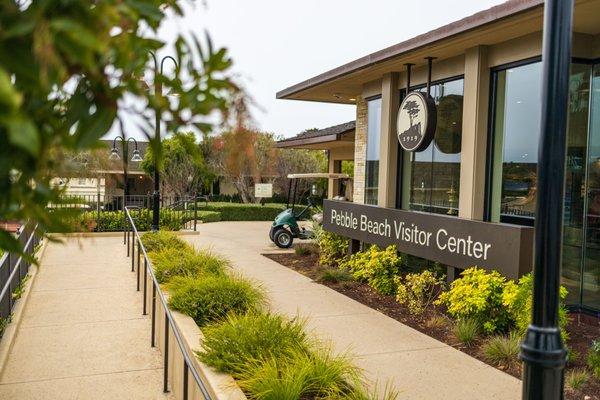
396 91 437 152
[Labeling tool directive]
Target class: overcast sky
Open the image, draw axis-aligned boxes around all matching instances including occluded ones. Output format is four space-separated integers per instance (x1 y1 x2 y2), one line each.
124 0 506 140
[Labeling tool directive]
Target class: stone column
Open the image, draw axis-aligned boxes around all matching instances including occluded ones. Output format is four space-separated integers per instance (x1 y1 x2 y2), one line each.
377 72 400 207
353 96 368 204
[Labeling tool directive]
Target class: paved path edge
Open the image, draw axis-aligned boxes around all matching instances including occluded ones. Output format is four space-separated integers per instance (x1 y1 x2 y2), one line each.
0 237 48 377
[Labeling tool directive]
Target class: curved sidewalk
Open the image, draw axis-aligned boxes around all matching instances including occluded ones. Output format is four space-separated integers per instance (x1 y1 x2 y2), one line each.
185 221 521 400
0 236 171 400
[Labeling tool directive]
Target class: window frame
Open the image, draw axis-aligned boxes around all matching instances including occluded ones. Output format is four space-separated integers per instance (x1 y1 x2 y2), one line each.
484 56 542 227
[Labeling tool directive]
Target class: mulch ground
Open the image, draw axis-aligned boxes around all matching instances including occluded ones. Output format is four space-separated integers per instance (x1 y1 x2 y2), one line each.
263 250 600 400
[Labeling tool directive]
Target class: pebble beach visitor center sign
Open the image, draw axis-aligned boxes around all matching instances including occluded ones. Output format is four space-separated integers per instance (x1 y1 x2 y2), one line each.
323 200 534 279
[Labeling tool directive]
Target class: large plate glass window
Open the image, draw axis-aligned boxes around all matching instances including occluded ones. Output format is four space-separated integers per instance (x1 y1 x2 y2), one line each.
489 59 600 311
365 97 382 205
400 78 464 215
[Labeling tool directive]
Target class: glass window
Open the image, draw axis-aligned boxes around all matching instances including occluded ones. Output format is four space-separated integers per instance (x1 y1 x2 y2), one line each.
490 62 542 223
402 79 464 215
365 97 382 205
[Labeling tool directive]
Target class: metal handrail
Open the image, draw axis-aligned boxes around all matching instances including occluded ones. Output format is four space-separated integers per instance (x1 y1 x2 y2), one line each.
0 223 39 324
124 207 212 400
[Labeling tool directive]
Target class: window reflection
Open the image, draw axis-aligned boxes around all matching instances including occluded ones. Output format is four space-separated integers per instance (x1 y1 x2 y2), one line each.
407 79 463 215
365 98 381 205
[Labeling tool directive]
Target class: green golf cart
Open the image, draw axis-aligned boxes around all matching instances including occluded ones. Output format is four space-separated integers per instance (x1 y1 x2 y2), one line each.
269 173 350 248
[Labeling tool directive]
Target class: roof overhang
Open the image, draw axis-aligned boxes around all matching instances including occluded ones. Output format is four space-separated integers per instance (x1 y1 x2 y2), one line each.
277 0 600 104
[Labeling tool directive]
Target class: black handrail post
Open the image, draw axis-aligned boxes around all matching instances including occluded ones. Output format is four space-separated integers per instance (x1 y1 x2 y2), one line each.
126 224 130 257
143 258 148 315
136 241 141 291
183 361 189 400
131 233 135 272
151 283 156 347
164 312 169 393
520 1 573 399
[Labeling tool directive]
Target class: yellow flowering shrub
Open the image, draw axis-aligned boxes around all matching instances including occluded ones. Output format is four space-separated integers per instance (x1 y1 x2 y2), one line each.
502 273 568 341
315 227 348 267
435 267 510 334
395 270 446 315
343 245 401 295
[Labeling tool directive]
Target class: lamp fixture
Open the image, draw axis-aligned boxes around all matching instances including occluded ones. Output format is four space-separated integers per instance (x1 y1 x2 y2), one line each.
130 149 143 163
109 147 121 161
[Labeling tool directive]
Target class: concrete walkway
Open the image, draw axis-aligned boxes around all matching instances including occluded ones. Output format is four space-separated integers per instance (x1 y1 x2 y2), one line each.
0 236 170 400
186 221 521 400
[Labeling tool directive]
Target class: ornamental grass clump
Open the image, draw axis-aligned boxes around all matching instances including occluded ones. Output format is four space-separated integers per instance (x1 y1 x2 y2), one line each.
453 318 479 346
141 231 190 253
167 275 265 327
565 368 590 390
198 313 310 377
435 267 509 334
150 247 227 283
236 347 362 400
587 339 600 379
482 332 521 368
343 245 401 295
394 270 445 315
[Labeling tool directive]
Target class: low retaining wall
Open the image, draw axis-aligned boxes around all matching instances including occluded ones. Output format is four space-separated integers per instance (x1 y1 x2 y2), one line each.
145 273 246 400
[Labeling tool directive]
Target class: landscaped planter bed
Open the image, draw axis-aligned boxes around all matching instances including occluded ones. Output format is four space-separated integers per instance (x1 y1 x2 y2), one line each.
263 249 600 400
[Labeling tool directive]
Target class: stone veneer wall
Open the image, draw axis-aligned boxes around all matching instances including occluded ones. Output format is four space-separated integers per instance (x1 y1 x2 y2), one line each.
353 96 367 204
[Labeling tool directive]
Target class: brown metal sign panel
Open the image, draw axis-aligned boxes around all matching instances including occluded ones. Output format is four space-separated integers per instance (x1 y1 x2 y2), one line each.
323 200 534 279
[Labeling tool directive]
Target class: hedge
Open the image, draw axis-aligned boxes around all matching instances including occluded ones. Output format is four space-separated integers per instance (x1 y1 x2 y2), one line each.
196 210 221 223
194 202 286 221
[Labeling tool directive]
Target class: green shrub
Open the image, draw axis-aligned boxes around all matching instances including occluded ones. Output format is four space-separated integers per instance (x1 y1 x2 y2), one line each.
482 332 521 367
195 202 285 221
502 273 568 341
315 227 348 268
565 368 590 390
395 270 445 315
198 313 310 377
435 267 510 334
453 318 479 346
587 339 600 379
196 210 221 223
343 245 401 295
167 275 265 327
141 231 190 253
236 347 361 399
150 247 227 283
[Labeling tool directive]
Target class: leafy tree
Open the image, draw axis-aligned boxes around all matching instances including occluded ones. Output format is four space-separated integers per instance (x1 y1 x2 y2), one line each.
275 148 327 196
210 129 277 203
141 132 213 198
0 1 237 252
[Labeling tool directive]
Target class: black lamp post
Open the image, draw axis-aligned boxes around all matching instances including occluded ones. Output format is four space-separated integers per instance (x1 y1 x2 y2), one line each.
109 134 142 208
520 0 573 399
148 52 177 232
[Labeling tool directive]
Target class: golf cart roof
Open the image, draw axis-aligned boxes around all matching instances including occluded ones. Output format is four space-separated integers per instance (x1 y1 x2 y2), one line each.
286 173 350 179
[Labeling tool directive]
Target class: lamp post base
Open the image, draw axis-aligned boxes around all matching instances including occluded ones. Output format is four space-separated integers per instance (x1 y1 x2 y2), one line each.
520 325 566 400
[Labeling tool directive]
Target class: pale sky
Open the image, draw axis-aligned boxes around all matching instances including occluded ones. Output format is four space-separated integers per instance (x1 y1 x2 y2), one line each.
114 0 507 141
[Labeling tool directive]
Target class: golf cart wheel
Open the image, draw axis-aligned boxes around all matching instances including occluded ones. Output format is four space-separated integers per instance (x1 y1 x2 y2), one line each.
274 229 293 248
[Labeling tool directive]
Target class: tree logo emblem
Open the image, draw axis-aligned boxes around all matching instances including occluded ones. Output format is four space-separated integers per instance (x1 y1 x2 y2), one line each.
397 91 437 152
